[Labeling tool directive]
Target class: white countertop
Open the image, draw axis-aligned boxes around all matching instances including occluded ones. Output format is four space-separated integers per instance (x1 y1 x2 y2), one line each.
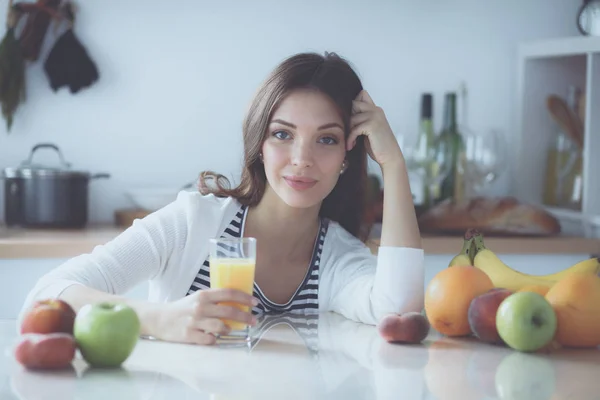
1 312 600 399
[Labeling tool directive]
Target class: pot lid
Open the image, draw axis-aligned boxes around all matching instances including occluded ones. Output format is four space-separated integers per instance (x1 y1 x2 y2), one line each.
2 143 90 179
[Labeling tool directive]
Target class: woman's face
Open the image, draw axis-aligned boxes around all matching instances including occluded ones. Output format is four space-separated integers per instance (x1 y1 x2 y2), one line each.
261 88 347 210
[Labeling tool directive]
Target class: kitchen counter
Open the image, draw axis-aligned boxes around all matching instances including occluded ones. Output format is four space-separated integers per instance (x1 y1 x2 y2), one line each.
368 235 600 256
0 225 123 259
0 225 599 259
1 312 599 399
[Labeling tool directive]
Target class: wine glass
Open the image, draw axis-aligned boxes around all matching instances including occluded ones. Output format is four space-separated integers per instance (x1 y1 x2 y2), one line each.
403 134 454 208
458 128 507 197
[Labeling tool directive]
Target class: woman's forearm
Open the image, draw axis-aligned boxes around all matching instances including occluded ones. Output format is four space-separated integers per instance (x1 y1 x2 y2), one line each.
379 159 422 249
59 284 162 337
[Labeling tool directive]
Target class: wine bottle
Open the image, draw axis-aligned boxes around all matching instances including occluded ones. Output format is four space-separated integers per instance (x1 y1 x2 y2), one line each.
437 92 465 203
414 93 436 207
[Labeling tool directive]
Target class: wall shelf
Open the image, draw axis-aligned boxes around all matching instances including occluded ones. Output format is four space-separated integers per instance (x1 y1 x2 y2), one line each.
519 36 600 59
513 36 600 238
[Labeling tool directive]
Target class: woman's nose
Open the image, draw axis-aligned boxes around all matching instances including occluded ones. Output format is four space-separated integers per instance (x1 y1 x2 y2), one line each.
290 140 314 167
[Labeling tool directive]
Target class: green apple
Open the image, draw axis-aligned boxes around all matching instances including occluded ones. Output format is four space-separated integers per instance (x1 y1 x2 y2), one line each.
74 302 141 368
496 292 557 352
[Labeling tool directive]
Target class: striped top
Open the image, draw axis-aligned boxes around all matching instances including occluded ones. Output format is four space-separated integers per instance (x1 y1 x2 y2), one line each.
186 205 329 315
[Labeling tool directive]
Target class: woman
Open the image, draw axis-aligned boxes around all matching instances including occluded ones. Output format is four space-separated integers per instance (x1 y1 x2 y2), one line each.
19 52 424 345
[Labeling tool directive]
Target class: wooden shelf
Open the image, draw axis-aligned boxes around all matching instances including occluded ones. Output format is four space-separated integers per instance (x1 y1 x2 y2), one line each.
512 36 600 238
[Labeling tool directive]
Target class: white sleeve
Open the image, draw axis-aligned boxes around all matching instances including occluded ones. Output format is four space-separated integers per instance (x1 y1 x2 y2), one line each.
19 191 193 315
322 231 425 325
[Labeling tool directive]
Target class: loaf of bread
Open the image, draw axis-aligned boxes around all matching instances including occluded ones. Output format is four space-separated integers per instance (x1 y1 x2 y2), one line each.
417 197 561 236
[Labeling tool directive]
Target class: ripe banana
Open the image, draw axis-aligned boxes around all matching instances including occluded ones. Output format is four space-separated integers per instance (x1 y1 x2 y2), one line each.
536 256 600 281
448 229 477 268
472 233 555 291
448 238 474 267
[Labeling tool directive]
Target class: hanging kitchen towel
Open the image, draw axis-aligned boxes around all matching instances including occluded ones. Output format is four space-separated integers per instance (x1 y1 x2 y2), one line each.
0 6 27 131
18 0 62 62
43 3 99 94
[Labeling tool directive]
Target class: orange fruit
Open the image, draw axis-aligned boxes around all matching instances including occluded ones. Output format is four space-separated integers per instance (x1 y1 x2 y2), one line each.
545 272 600 347
425 265 494 336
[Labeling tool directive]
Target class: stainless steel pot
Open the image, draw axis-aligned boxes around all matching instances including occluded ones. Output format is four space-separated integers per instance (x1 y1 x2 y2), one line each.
2 143 110 228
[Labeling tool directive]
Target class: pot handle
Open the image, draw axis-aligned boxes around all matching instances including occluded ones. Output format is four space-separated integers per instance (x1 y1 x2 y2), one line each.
22 143 71 169
90 173 111 180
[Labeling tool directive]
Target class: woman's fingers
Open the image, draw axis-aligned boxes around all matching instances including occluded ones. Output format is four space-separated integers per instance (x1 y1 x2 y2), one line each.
350 110 372 129
352 99 374 114
185 328 217 345
198 288 257 308
203 303 256 326
347 120 370 151
358 89 376 105
348 106 375 151
195 318 230 336
195 289 257 325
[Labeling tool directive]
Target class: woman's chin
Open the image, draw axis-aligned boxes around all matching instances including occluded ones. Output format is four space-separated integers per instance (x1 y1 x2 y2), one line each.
278 189 324 210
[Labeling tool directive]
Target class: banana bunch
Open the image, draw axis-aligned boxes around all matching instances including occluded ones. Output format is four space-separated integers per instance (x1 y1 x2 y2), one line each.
448 229 477 267
448 229 600 292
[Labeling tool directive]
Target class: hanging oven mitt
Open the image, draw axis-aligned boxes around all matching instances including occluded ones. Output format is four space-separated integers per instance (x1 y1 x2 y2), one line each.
0 5 26 131
43 2 99 94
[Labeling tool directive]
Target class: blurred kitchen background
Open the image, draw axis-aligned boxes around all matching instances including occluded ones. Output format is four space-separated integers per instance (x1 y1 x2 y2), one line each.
0 0 598 235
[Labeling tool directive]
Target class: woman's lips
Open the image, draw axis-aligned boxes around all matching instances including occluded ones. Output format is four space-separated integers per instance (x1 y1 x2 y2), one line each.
284 176 317 190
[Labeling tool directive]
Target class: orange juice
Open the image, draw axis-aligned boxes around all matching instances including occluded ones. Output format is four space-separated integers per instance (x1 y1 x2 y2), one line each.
210 257 256 330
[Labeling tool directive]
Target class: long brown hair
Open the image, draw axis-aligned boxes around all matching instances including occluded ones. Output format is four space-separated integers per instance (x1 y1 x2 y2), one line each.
199 51 370 241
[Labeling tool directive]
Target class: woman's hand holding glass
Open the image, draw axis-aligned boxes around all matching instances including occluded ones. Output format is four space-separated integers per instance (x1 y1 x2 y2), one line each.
150 288 258 345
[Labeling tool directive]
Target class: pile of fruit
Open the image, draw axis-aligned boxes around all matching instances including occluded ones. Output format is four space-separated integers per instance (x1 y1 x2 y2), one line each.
14 299 141 370
425 229 600 352
377 228 600 352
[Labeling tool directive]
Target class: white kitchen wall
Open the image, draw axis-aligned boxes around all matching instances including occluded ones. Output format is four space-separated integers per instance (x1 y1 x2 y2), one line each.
0 0 582 224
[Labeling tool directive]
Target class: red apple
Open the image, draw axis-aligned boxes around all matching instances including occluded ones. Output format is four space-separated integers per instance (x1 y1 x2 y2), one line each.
468 288 513 344
14 333 76 370
20 299 76 335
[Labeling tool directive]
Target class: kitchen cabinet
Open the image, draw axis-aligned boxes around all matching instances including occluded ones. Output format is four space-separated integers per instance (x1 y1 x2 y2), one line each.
513 36 600 237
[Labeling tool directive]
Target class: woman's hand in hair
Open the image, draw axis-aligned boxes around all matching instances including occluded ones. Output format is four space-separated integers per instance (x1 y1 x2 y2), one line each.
151 288 258 345
347 90 404 168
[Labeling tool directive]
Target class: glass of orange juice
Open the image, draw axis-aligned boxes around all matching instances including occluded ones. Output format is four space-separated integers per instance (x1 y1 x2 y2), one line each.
209 237 257 342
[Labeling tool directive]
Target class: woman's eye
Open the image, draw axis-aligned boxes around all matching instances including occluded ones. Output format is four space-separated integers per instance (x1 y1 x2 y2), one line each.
273 130 290 140
320 136 338 145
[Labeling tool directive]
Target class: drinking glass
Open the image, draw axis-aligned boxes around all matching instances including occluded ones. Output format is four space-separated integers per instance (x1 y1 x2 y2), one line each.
459 128 507 198
404 135 454 208
209 237 257 342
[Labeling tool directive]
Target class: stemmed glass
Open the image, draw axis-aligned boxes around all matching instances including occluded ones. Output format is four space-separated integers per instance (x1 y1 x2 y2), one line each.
402 134 454 208
458 128 507 198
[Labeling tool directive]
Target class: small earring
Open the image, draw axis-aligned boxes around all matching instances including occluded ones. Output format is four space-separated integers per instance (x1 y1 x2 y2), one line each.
259 153 264 163
340 160 347 174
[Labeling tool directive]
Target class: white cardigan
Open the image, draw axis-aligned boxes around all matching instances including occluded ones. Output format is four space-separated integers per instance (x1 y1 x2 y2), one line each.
19 191 425 326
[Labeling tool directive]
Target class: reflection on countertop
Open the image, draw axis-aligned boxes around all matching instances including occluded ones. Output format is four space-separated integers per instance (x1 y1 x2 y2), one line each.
1 312 600 399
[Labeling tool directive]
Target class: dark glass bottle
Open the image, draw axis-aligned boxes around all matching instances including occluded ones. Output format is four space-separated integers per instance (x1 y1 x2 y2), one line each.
415 93 435 207
437 92 465 203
